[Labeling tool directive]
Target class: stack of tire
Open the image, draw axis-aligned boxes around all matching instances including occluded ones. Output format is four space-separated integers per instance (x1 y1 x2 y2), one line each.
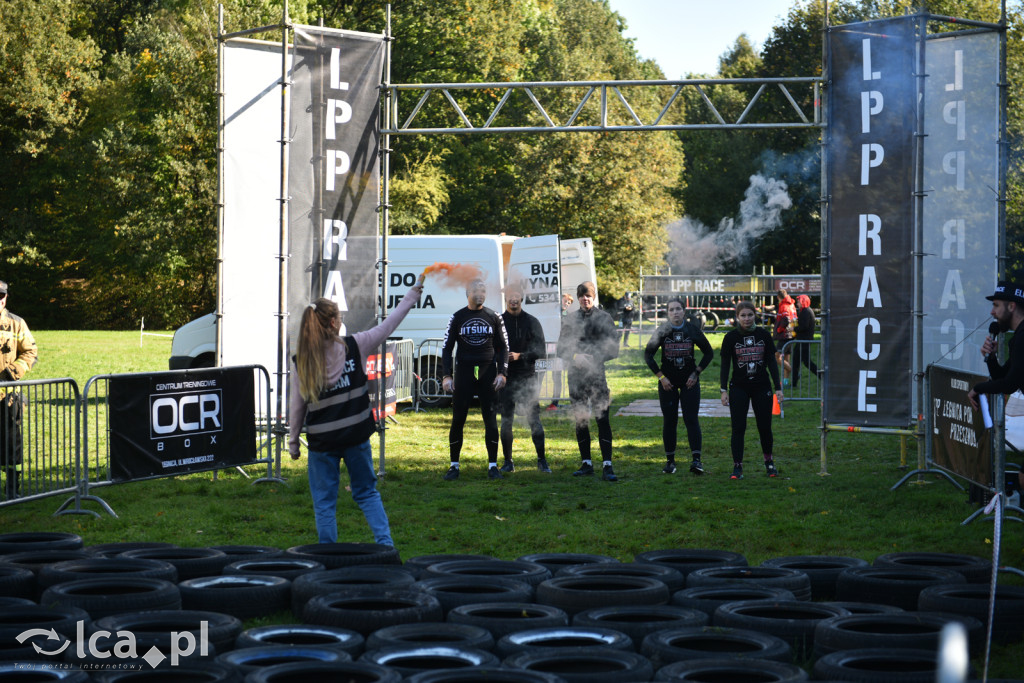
1 532 1020 682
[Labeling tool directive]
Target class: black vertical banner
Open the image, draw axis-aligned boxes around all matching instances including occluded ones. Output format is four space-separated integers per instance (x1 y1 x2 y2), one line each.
827 18 916 426
289 27 384 339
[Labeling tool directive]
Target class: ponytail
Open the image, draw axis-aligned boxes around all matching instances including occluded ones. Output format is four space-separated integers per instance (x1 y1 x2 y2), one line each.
296 298 341 403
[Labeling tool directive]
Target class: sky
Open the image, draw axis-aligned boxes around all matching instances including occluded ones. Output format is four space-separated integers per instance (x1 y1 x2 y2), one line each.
605 0 799 78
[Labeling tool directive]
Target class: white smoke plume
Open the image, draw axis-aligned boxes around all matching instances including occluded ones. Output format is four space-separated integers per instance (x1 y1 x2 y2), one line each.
667 174 792 274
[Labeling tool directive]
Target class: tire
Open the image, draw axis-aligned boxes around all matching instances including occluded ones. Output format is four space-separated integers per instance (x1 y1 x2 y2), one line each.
209 545 285 562
713 600 851 659
222 558 324 582
404 554 496 578
446 602 568 640
39 577 182 619
634 549 747 578
90 664 241 682
92 609 243 655
516 553 619 575
423 560 551 586
285 543 401 569
535 575 670 616
85 542 176 558
302 589 443 635
685 311 706 330
366 622 494 652
414 575 535 613
360 645 499 677
760 555 869 600
416 358 452 409
0 550 91 593
704 310 720 331
120 547 231 580
558 561 686 593
654 657 808 682
0 596 34 608
178 574 290 620
640 625 792 668
686 566 812 601
0 565 35 598
235 624 365 657
672 586 796 617
495 625 633 658
0 604 90 639
0 662 90 681
215 644 351 674
407 669 565 683
573 605 708 644
813 612 984 657
820 601 905 615
872 551 993 584
503 647 653 683
917 583 1024 643
835 566 966 610
244 661 402 683
291 567 416 617
38 557 179 589
0 532 83 555
0 633 73 662
812 647 940 682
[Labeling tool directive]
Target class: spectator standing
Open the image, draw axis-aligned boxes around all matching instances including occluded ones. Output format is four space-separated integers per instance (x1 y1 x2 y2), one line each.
557 281 620 481
620 296 636 347
288 278 423 545
720 301 783 480
440 280 509 480
791 294 820 389
0 281 37 500
499 285 549 473
644 299 713 475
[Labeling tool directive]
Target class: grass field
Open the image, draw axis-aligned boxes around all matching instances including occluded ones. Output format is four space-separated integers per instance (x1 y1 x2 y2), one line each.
6 327 1023 677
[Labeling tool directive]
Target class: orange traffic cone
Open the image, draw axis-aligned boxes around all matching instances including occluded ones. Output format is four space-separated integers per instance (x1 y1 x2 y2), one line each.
772 393 783 417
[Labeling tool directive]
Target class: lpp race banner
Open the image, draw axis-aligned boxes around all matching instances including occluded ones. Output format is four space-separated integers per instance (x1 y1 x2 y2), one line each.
288 27 385 343
929 365 991 487
826 18 916 426
367 341 398 419
108 368 256 481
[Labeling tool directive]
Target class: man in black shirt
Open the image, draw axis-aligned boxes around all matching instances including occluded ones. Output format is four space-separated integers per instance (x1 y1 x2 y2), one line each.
557 281 620 481
441 279 508 480
498 285 549 473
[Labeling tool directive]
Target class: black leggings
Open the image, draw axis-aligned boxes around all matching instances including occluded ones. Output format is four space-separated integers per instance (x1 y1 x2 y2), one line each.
449 363 499 463
791 341 819 387
658 381 701 457
728 385 774 463
569 376 612 462
499 374 545 460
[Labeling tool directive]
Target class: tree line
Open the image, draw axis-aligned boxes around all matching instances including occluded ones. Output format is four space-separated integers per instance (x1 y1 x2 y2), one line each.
0 0 1020 329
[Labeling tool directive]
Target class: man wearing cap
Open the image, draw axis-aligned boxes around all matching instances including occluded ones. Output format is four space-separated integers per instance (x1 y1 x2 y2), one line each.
440 279 509 481
0 280 38 499
557 281 620 481
968 281 1024 498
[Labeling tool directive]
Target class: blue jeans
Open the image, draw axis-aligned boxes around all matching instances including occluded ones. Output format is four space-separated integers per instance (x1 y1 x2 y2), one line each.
306 440 393 546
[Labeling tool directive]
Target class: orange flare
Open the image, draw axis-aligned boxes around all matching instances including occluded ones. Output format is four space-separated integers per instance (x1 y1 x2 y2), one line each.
422 262 484 288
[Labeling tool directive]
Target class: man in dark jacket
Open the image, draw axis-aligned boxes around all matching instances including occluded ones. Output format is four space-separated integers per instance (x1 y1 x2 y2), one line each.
498 285 549 473
0 280 37 499
791 294 820 389
557 281 620 481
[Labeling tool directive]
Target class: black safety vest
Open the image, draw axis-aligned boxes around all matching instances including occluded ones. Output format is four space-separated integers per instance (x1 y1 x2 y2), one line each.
304 337 375 451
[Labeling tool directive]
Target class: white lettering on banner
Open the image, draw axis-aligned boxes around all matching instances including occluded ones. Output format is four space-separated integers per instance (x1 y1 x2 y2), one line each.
669 279 726 293
857 318 881 361
860 143 885 185
326 150 351 192
151 393 222 436
858 370 878 412
862 38 881 81
859 214 881 255
940 318 966 360
942 151 966 190
940 270 966 309
324 271 349 312
945 49 963 91
857 267 882 308
323 219 348 260
861 91 883 133
943 100 966 140
326 98 352 139
942 219 965 258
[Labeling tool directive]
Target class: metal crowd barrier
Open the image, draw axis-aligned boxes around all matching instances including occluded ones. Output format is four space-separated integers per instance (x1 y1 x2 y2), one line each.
390 338 415 405
779 339 823 403
0 378 81 508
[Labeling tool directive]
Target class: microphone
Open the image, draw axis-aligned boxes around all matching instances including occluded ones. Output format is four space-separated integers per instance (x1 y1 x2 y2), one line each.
986 321 1000 363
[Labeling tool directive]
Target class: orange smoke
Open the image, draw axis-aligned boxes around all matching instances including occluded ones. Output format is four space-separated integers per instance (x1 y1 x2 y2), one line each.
422 262 484 289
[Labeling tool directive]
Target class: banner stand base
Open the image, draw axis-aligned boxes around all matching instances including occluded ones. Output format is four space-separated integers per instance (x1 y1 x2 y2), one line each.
53 493 118 519
890 467 963 492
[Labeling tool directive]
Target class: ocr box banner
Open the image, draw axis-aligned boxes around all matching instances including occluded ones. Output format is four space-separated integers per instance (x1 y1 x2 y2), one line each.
109 368 256 481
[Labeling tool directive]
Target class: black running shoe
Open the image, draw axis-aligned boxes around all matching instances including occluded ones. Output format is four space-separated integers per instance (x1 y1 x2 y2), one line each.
500 460 515 473
730 464 744 480
602 465 618 482
765 460 778 477
537 458 552 473
689 458 704 475
488 467 504 480
443 466 460 481
662 461 677 474
573 463 595 477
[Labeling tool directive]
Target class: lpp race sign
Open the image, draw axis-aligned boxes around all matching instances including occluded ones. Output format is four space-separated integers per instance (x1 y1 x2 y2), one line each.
827 18 916 426
108 368 256 481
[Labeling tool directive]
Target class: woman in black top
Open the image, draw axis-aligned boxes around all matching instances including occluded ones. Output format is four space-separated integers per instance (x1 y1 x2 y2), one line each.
719 301 783 479
644 299 713 475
